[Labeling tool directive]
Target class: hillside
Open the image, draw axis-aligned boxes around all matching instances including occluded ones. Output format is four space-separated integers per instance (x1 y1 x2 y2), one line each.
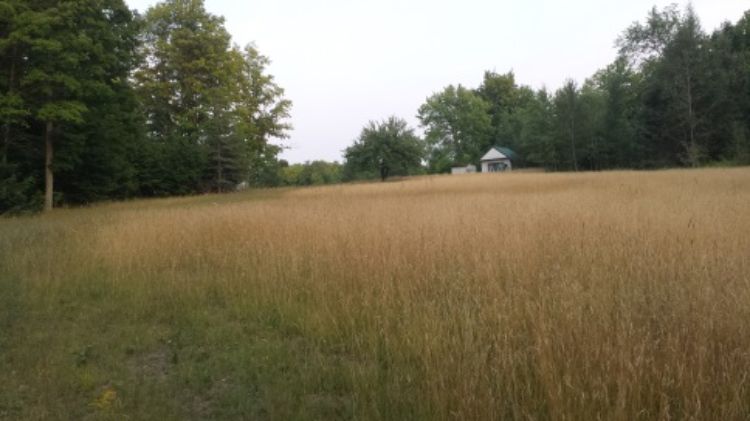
1 169 750 420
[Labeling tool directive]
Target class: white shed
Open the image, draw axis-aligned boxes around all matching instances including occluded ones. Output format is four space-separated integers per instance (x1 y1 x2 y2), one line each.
451 164 477 175
480 146 515 173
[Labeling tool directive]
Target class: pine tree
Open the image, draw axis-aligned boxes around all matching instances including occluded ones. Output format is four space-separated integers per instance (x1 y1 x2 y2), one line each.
553 80 583 171
619 5 713 167
135 0 232 194
592 57 643 168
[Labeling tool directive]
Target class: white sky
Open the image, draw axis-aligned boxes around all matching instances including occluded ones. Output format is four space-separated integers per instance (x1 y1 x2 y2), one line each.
124 0 749 164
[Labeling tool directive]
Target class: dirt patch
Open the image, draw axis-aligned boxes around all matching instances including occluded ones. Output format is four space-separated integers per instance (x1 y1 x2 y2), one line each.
129 347 171 382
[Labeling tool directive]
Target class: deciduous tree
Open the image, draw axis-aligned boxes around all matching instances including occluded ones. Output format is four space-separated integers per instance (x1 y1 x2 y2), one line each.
344 116 424 181
417 85 492 172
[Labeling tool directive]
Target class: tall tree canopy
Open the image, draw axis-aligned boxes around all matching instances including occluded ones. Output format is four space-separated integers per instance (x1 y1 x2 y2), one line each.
476 71 535 154
619 5 713 166
134 0 291 194
417 85 492 172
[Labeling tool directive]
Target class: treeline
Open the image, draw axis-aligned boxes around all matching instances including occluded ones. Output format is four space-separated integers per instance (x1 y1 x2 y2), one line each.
344 5 750 180
0 0 291 213
2 3 750 212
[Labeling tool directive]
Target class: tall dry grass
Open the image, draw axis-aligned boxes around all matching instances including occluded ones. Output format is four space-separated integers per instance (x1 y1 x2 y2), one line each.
1 168 749 419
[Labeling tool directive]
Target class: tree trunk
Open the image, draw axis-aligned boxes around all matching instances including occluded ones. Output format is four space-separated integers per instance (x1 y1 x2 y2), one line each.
2 44 18 166
570 113 578 171
380 164 389 182
686 71 698 167
1 125 8 166
44 121 54 212
216 141 223 193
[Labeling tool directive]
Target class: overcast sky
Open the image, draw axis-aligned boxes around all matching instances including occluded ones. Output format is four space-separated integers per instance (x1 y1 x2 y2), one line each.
124 0 749 163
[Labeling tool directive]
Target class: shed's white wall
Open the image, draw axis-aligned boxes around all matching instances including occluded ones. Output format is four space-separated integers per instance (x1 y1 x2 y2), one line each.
451 165 477 175
481 159 512 173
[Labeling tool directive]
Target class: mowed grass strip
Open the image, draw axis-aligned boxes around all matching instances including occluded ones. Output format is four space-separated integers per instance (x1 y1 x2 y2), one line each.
1 168 749 420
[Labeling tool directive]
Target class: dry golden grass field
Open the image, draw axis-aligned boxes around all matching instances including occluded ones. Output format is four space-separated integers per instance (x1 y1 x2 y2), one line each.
1 168 750 420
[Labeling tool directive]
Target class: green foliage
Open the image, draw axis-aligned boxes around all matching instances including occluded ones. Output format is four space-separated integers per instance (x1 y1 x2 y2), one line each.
0 161 40 213
344 116 424 181
552 80 584 171
281 161 343 186
517 89 556 168
476 71 535 155
135 2 291 194
233 45 292 189
135 0 233 194
731 122 750 164
591 57 643 168
0 0 292 213
0 0 142 212
619 5 714 167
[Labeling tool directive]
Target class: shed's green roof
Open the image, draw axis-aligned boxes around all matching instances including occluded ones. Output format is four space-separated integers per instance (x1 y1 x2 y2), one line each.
490 146 519 161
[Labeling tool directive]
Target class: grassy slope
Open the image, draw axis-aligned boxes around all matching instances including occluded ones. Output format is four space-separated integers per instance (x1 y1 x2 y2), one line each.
1 169 749 420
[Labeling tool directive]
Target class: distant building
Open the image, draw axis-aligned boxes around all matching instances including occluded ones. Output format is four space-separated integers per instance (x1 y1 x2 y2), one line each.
480 146 517 173
451 164 477 175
